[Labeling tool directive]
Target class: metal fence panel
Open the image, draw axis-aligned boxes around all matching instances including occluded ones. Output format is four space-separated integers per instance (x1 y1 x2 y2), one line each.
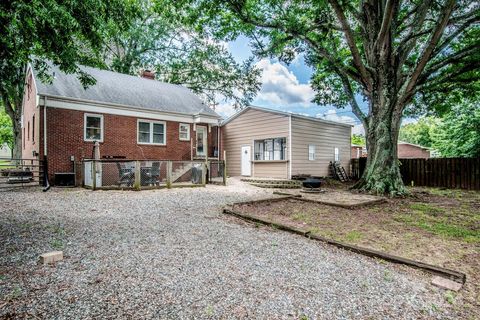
0 158 44 189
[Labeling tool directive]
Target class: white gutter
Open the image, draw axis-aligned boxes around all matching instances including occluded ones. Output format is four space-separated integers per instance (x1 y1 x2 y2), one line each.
43 96 47 156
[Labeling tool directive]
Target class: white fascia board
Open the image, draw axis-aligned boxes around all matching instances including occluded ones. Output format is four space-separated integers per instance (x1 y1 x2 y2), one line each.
193 115 221 125
41 96 211 124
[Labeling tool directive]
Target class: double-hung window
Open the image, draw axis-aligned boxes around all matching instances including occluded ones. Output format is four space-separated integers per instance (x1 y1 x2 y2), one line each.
179 123 190 141
254 137 286 160
137 120 166 145
84 114 103 142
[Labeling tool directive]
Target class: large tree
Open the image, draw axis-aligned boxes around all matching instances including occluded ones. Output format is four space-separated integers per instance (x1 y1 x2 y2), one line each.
100 0 261 107
0 0 133 159
178 0 480 195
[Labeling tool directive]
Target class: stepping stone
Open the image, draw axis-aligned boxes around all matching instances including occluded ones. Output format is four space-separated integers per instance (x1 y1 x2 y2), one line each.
431 276 463 291
39 251 63 264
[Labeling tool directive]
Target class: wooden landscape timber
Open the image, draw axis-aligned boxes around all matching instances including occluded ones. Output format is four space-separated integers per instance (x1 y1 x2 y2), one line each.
224 198 466 285
271 191 386 209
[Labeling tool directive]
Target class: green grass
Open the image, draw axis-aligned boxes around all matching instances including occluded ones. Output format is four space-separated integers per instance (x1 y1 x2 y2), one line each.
396 205 480 243
0 160 15 169
50 239 64 250
344 230 363 242
409 203 445 216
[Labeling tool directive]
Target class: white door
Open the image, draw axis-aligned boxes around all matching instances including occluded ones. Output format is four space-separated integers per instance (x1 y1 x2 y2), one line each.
196 126 207 156
241 146 251 176
84 161 102 187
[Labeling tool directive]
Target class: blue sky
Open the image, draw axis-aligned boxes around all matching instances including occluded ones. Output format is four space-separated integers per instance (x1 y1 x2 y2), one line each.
222 36 366 134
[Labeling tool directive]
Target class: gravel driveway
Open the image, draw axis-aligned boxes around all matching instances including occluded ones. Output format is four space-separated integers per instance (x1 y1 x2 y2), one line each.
0 179 457 319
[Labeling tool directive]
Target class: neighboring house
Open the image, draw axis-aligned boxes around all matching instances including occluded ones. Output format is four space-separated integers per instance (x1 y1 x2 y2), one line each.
22 64 221 185
398 141 430 158
350 141 430 159
0 143 11 158
351 144 367 159
221 106 352 179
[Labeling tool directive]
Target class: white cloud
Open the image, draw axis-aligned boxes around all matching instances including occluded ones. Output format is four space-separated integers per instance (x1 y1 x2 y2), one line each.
254 59 315 106
214 102 237 119
317 109 365 135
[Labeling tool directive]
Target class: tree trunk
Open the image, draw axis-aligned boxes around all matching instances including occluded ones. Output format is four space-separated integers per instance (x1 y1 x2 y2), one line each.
11 110 22 159
352 106 407 196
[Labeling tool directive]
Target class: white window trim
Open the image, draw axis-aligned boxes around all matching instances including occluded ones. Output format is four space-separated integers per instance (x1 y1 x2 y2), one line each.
308 144 316 161
334 147 340 162
137 119 166 145
84 113 104 142
179 123 190 141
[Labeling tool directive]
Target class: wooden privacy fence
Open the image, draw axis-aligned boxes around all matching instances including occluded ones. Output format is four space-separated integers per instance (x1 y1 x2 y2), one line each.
351 158 480 190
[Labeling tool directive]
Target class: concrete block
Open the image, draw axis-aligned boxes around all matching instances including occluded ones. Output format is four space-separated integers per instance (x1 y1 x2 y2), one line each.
431 276 462 291
39 251 63 264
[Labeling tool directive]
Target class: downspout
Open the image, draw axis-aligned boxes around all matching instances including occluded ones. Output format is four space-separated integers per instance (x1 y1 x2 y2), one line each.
43 96 47 156
43 96 50 191
217 125 220 159
288 115 292 179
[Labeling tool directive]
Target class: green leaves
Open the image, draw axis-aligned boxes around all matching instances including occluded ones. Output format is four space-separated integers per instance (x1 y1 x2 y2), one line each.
101 1 261 107
0 108 13 151
400 103 480 158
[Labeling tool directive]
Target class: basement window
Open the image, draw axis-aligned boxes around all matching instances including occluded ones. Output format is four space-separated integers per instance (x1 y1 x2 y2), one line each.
179 123 190 141
254 137 286 160
84 114 104 142
138 120 166 145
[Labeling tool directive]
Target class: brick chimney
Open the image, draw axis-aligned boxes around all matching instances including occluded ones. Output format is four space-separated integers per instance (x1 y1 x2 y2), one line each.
140 69 155 80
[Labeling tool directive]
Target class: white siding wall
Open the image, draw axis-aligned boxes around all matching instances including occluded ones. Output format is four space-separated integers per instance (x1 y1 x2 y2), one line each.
222 108 289 178
291 117 351 177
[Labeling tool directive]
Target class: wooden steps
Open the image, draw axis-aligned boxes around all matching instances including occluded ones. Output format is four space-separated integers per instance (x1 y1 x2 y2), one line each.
330 161 349 182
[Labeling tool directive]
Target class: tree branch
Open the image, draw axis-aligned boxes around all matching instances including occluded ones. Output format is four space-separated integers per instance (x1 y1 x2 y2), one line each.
421 44 480 81
375 0 397 48
433 14 480 56
327 0 371 90
403 0 456 97
396 0 433 64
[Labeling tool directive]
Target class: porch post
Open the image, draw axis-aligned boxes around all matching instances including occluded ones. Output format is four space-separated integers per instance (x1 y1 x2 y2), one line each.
134 160 141 190
166 161 172 188
92 160 96 191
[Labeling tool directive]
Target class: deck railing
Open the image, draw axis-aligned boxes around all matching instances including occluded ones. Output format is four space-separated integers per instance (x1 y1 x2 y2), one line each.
83 159 226 190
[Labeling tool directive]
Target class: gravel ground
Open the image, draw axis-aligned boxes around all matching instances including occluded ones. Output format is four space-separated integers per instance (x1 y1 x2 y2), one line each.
0 179 458 319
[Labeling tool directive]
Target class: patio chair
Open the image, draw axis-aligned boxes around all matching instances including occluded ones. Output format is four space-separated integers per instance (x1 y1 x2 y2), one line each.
116 162 134 187
142 161 161 186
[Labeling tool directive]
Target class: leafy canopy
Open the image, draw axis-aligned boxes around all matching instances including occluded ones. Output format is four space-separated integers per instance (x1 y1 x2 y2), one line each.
0 108 13 151
399 102 480 157
0 0 133 95
175 0 480 123
352 134 366 146
100 0 261 107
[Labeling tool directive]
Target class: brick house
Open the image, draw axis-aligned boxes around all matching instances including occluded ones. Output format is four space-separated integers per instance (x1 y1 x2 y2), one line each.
21 64 221 185
350 141 430 159
397 141 430 158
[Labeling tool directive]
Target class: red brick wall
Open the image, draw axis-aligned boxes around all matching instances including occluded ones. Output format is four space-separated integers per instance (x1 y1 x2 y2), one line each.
21 72 41 160
398 144 430 159
45 108 212 183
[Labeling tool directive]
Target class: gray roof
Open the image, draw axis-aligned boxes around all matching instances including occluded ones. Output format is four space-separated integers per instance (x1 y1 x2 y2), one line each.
222 105 353 128
33 64 220 118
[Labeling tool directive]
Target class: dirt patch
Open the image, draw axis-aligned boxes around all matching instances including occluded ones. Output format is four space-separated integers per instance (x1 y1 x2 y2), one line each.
275 189 385 208
231 187 480 318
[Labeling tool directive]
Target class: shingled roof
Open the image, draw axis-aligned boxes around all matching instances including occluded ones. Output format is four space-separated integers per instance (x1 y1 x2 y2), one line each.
32 64 220 118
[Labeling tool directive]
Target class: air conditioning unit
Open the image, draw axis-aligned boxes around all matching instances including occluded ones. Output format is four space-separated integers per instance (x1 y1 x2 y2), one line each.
54 172 75 187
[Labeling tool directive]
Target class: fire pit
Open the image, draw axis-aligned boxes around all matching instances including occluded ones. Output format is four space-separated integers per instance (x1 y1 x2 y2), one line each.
301 178 325 193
